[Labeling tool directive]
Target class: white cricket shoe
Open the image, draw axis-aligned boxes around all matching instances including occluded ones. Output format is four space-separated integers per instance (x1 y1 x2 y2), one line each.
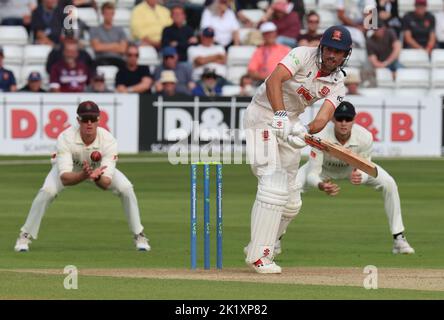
392 237 415 254
249 257 282 274
134 232 151 251
14 232 32 252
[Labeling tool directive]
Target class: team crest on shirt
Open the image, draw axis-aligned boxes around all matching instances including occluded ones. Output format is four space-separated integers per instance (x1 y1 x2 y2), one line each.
332 30 342 41
319 86 330 96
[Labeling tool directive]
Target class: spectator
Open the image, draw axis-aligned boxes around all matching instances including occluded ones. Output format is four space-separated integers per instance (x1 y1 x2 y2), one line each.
436 4 444 49
90 2 128 70
46 29 95 74
297 11 322 47
344 71 362 95
289 0 305 24
158 70 179 97
130 0 172 49
161 6 198 62
154 46 195 95
200 0 241 48
377 0 402 36
247 22 290 83
116 44 153 93
0 0 36 31
31 0 65 46
86 73 112 93
269 0 301 48
0 46 17 92
367 20 401 79
49 39 93 92
402 0 436 54
19 71 46 92
337 0 376 48
239 74 256 96
188 27 227 81
192 67 223 97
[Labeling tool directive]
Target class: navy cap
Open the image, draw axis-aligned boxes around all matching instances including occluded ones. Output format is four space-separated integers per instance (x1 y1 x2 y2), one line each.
162 46 177 57
334 101 356 119
77 100 100 118
28 71 42 81
320 25 352 51
201 27 215 37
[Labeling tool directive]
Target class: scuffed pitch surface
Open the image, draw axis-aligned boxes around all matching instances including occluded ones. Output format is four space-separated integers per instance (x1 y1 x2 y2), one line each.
6 267 444 292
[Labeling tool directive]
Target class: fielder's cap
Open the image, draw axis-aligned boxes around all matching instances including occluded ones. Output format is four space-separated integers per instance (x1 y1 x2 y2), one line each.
160 70 177 83
202 67 217 78
260 22 277 33
28 71 42 81
201 27 215 37
415 0 427 6
334 101 356 119
77 100 100 118
162 46 177 57
320 25 352 51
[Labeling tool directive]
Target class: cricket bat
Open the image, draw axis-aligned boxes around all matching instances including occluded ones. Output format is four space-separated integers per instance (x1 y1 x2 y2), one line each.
304 134 378 178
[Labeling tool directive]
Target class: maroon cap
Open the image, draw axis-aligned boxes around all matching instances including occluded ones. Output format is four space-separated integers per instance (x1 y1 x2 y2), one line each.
415 0 427 6
77 100 100 118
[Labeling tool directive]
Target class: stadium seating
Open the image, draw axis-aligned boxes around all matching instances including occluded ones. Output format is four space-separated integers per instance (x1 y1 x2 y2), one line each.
317 10 338 30
226 66 248 85
396 68 430 88
111 8 131 27
97 65 119 89
431 49 444 68
239 9 265 25
304 0 317 11
77 7 100 28
318 0 338 10
221 85 242 97
23 45 52 65
117 0 135 9
0 26 29 46
138 46 160 68
238 28 259 45
399 49 430 68
347 48 366 68
227 45 256 66
431 68 444 88
359 88 394 97
376 68 396 88
2 46 24 65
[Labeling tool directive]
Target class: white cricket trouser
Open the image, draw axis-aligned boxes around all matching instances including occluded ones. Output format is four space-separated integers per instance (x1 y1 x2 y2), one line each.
296 163 406 235
243 103 302 263
21 166 144 239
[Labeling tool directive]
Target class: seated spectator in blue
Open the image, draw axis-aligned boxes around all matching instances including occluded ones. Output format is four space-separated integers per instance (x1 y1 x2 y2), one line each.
0 0 36 31
31 0 65 46
154 46 195 95
46 28 96 74
19 72 46 92
161 5 198 62
192 67 222 97
0 47 17 92
116 44 153 93
90 2 128 70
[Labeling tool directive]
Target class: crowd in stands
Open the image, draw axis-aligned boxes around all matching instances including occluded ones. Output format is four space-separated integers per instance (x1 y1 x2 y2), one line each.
0 0 444 97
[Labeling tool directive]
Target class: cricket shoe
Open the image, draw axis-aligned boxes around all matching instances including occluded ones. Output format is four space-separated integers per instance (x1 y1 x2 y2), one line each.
248 257 282 274
14 232 32 252
134 232 151 251
392 237 415 254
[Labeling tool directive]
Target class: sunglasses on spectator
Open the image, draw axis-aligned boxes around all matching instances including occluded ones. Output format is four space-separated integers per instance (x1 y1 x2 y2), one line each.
308 19 319 24
79 116 99 123
334 116 354 122
127 52 139 57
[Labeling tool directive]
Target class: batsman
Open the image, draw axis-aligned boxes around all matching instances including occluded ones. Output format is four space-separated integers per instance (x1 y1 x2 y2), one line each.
14 101 150 252
274 101 415 256
243 26 352 274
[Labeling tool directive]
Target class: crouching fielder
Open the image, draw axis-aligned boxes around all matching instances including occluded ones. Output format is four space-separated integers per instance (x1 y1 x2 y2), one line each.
275 101 415 256
14 101 150 252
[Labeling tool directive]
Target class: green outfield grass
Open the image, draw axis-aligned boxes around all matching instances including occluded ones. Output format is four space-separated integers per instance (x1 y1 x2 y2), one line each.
0 156 443 299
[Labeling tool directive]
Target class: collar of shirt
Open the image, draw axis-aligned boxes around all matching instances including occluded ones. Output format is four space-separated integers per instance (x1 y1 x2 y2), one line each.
315 69 344 84
75 128 100 148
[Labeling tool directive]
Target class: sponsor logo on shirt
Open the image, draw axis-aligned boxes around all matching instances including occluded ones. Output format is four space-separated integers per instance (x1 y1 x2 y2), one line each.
296 85 314 102
319 86 330 96
289 52 300 65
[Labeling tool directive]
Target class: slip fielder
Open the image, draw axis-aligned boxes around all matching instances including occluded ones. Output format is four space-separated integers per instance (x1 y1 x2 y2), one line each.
14 101 151 252
274 101 415 256
243 25 353 274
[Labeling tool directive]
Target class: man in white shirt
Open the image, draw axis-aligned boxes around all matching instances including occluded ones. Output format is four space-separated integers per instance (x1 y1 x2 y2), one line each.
14 101 151 252
243 25 352 274
187 27 227 81
274 101 415 256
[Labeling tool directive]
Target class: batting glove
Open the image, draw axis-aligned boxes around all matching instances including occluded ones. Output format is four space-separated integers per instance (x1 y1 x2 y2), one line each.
287 122 308 149
271 110 290 140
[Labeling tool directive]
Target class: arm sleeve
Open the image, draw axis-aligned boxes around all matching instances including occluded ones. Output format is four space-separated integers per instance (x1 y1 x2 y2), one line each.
101 139 118 179
56 135 73 176
115 70 124 86
306 149 325 188
278 47 306 76
200 9 211 29
325 84 346 109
